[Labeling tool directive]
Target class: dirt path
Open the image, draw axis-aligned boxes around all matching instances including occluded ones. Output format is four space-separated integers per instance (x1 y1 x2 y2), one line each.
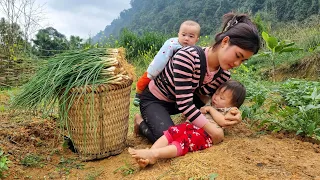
1 114 320 180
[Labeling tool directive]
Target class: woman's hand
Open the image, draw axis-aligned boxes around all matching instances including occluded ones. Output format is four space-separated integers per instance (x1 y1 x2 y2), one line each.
222 107 242 127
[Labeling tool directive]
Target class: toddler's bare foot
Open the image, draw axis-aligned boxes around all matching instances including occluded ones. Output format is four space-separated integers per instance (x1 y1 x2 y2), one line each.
128 147 157 168
133 114 143 137
137 158 150 168
128 147 148 167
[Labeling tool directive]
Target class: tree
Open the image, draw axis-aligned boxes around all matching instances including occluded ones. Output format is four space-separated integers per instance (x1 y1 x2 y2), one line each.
0 0 45 55
68 35 83 50
0 17 25 59
20 0 45 52
32 27 69 57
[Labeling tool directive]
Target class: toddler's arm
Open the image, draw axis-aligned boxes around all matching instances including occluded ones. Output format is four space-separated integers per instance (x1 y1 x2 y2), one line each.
200 106 228 127
202 122 224 144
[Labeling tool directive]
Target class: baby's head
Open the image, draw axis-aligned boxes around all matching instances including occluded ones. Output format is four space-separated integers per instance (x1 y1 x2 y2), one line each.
178 20 200 47
211 80 246 108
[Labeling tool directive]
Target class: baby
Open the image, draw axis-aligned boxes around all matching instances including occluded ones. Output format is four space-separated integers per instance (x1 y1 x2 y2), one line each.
133 20 201 106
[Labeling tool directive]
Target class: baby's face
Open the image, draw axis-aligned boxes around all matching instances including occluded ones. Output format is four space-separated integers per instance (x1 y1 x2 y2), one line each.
178 24 199 47
211 88 233 108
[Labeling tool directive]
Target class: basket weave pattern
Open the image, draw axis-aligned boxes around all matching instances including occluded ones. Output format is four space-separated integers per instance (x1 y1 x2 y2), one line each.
67 79 132 160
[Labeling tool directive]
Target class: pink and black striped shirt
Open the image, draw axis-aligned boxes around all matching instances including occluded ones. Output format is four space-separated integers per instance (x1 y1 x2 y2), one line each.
149 46 231 128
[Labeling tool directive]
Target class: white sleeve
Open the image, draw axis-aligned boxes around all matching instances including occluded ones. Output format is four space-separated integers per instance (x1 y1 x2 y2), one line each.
147 38 182 79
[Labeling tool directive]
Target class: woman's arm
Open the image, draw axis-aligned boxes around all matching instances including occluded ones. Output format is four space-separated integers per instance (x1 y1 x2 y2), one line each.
172 47 209 128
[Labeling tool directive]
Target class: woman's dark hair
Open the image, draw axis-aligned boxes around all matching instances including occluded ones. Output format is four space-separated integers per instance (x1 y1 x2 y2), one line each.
213 12 261 54
219 80 246 108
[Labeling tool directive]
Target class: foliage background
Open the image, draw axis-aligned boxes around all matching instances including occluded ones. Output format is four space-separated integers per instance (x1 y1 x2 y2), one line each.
92 0 320 43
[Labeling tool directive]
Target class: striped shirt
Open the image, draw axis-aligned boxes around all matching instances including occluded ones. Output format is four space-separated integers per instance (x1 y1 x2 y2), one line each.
149 46 231 128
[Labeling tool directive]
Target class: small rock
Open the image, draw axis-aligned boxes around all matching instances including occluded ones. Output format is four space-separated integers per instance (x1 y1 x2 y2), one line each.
256 162 266 167
46 156 51 162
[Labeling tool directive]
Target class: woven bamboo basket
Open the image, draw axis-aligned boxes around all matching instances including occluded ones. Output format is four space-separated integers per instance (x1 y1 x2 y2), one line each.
66 79 132 160
62 48 135 161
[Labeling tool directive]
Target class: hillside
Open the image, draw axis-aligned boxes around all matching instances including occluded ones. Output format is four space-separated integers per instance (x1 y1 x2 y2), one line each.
92 0 320 43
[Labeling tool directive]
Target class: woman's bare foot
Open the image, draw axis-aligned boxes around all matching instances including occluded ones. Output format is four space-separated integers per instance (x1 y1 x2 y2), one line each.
133 114 143 137
128 147 157 168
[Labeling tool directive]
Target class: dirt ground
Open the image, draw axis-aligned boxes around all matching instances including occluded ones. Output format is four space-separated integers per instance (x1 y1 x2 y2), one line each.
1 94 320 180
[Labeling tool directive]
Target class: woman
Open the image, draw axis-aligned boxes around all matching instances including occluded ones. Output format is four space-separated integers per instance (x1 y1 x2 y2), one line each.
135 12 261 143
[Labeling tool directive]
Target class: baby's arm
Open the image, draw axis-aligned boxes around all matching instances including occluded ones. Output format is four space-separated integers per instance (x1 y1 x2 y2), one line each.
200 106 228 127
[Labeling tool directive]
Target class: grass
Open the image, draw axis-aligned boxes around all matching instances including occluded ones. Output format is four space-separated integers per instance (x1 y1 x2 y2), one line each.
0 105 5 112
20 154 44 167
0 149 10 179
113 161 136 176
56 157 84 175
85 169 104 180
272 16 320 50
129 92 140 133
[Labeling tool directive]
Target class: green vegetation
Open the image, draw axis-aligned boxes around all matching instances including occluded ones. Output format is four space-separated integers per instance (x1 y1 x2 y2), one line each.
6 11 319 143
257 31 303 80
56 157 84 175
20 154 44 167
93 0 320 43
10 48 131 115
113 161 136 176
259 80 320 139
0 17 28 60
189 173 218 180
117 28 170 61
233 64 320 139
0 149 10 179
85 169 104 180
1 2 319 178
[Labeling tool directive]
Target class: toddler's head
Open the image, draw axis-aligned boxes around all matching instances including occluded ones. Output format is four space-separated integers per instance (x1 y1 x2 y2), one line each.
211 80 246 108
178 20 200 47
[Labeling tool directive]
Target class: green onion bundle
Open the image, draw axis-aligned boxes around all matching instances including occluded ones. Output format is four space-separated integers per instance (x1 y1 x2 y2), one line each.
11 48 133 116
